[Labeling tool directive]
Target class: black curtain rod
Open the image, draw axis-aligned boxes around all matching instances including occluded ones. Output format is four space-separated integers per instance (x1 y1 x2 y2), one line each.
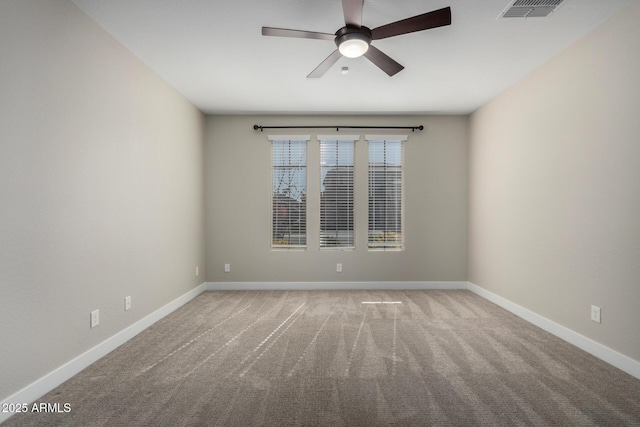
253 125 423 132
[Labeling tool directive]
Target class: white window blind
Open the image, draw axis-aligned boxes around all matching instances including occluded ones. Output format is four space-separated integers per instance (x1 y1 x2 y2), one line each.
319 137 356 249
367 137 405 250
271 136 308 249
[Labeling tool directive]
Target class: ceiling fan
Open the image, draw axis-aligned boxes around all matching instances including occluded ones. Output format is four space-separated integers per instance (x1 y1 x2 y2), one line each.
261 0 451 78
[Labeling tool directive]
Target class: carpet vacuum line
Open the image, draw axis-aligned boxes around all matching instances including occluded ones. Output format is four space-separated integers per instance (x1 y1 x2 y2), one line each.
181 297 282 379
138 300 255 375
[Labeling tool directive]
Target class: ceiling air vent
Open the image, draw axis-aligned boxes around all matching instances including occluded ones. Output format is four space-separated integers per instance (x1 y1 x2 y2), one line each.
500 0 565 18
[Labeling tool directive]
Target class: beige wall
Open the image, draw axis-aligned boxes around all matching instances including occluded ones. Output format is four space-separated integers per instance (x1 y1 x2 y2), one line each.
469 3 640 361
205 115 468 283
0 0 206 400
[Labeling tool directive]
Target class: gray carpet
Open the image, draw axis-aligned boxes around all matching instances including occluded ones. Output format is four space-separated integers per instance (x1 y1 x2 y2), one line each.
5 290 640 426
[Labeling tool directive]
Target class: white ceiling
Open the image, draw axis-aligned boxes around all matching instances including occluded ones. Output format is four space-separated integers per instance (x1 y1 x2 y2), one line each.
70 0 630 115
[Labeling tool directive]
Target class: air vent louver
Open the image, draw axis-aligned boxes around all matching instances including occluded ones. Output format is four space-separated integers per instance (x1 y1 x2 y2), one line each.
501 0 564 18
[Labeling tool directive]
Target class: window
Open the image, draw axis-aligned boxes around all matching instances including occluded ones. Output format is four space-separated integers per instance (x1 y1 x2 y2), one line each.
367 136 406 250
319 137 356 248
271 136 308 249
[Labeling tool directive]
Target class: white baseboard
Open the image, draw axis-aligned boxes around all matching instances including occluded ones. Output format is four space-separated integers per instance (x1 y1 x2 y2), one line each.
206 281 468 291
467 282 640 380
0 283 207 425
3 280 637 425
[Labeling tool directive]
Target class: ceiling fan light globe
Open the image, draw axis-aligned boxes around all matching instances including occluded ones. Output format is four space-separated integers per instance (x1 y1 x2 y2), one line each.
339 39 369 58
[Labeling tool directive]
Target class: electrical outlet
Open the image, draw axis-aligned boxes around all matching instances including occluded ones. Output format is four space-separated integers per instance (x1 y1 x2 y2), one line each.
90 309 99 328
336 263 342 273
591 305 601 323
195 266 199 277
224 263 230 273
124 296 131 311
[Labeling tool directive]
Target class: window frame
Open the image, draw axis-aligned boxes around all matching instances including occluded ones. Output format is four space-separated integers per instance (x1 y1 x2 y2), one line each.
366 135 407 251
318 136 358 250
270 135 310 250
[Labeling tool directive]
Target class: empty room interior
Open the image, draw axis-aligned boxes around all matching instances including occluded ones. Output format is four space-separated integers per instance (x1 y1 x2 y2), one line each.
1 0 640 425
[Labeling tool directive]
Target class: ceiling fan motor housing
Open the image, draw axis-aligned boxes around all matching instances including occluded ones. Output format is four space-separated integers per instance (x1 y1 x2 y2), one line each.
335 26 372 57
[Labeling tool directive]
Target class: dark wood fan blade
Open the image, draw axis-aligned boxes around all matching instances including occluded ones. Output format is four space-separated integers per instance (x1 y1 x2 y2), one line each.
363 45 404 76
262 27 335 41
371 7 451 40
307 49 342 78
342 0 364 27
